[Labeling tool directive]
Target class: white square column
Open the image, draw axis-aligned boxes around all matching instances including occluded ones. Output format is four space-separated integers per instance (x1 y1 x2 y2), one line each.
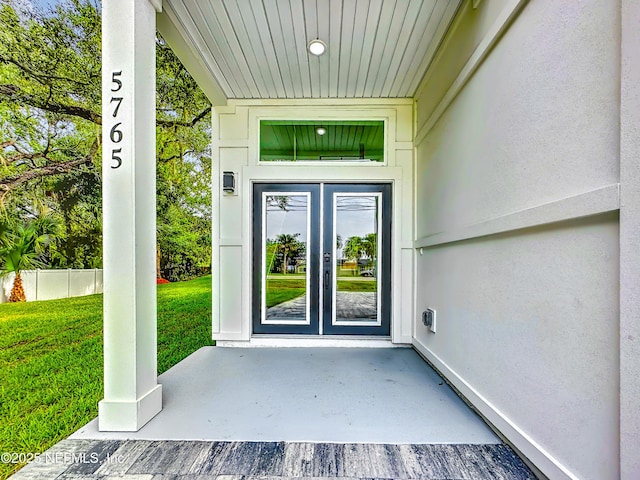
99 0 162 431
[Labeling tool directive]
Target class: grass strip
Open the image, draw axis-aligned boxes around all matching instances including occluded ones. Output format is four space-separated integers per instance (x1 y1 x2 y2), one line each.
0 275 213 479
265 278 306 307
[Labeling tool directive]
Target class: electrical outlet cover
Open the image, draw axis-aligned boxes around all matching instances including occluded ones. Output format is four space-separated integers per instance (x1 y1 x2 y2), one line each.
427 308 436 333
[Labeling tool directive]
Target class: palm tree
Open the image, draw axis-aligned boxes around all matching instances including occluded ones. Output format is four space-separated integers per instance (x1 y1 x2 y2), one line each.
0 213 63 302
362 233 377 265
275 233 302 274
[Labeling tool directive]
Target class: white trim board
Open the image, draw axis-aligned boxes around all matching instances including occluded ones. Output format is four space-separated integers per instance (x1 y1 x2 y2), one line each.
218 338 410 348
415 0 529 146
414 184 620 249
148 0 162 13
412 339 579 480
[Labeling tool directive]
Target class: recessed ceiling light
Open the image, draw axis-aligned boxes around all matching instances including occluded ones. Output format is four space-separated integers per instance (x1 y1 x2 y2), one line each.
308 39 326 56
316 127 326 135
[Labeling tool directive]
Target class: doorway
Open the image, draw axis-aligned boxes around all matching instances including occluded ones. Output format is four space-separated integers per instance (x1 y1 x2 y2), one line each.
252 183 391 335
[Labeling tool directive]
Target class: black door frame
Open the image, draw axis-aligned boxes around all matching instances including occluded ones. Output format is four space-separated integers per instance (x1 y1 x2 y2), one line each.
252 182 391 336
252 183 321 334
322 183 392 335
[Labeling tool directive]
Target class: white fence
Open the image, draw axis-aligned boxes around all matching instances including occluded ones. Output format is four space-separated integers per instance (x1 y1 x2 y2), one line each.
0 269 103 304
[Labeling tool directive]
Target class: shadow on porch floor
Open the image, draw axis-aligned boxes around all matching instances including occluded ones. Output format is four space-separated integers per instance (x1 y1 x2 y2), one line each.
11 347 537 479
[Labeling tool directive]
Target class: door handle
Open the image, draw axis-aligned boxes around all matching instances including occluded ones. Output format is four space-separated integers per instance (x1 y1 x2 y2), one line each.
323 252 331 290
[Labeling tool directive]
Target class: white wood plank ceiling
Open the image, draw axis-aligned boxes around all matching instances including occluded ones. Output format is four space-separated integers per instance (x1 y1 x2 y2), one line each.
160 0 461 101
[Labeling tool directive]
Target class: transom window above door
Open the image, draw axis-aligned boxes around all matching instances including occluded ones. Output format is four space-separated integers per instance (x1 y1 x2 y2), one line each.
259 120 384 162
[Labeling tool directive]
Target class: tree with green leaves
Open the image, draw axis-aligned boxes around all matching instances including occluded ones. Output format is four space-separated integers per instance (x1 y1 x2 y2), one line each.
0 0 212 279
0 0 102 199
274 233 303 274
343 236 364 262
362 233 377 265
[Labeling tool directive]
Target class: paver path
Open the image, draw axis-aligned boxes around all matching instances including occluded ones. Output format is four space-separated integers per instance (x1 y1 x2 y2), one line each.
266 291 376 321
9 439 537 479
266 294 308 321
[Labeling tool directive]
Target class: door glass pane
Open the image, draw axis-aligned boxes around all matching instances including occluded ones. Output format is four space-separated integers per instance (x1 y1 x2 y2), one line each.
262 193 310 324
333 193 381 325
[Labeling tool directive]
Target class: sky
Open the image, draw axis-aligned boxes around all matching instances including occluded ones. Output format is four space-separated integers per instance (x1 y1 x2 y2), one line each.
12 0 99 15
13 0 57 13
265 194 378 257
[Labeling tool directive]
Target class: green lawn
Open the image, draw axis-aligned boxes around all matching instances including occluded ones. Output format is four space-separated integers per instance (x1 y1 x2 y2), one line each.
265 276 376 307
265 278 306 307
337 279 377 292
0 275 213 480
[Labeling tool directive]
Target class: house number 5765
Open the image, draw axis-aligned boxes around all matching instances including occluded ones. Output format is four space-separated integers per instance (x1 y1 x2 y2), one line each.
109 71 123 169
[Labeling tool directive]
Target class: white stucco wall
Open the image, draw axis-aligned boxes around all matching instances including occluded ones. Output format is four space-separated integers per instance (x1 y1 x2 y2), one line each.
414 1 621 479
211 100 414 344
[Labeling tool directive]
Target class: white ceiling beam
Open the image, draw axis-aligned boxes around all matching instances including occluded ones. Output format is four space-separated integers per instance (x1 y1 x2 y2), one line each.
156 8 228 106
148 0 162 13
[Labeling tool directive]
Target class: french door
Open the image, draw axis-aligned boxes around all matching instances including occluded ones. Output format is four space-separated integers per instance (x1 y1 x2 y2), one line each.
252 183 391 336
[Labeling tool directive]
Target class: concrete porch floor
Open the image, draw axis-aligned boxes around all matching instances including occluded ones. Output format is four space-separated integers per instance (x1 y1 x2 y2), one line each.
73 347 499 444
10 347 537 479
